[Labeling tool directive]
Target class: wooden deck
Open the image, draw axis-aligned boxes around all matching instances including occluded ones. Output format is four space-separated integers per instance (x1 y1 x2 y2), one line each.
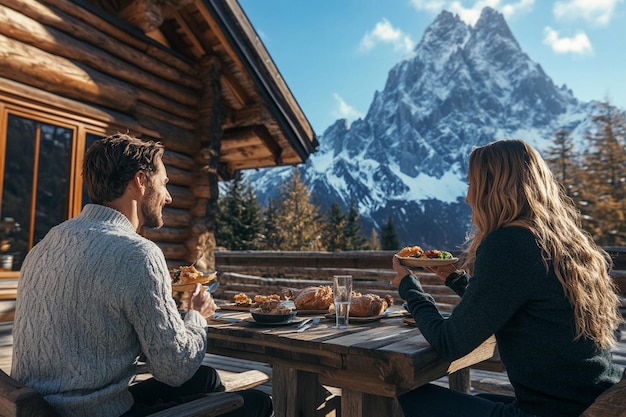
2 247 625 408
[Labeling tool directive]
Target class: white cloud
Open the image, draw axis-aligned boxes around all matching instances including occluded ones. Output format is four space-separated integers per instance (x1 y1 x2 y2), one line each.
553 0 622 26
410 0 447 12
543 26 593 54
501 0 535 18
358 18 414 53
332 93 365 123
410 0 534 25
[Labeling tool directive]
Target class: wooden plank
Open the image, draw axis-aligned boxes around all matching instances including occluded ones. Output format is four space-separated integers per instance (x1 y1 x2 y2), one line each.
272 367 336 417
342 389 404 417
218 370 269 392
580 378 626 417
215 251 398 270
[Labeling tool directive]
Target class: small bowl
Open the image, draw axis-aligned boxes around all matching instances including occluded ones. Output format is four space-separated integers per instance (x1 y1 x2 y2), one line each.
250 308 297 324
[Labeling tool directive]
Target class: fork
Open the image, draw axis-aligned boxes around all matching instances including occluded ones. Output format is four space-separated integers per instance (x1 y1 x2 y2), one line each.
297 317 321 332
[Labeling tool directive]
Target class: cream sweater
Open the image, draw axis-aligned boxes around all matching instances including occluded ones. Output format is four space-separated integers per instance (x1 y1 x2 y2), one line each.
11 204 207 417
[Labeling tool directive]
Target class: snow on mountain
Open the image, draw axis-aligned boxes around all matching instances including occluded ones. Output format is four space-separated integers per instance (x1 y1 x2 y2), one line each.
246 7 599 249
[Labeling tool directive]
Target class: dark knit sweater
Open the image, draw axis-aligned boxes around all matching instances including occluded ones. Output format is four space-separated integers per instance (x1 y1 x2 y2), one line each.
399 227 623 417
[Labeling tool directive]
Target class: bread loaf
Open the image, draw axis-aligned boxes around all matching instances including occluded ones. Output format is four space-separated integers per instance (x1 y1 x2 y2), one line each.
350 294 394 317
293 285 333 310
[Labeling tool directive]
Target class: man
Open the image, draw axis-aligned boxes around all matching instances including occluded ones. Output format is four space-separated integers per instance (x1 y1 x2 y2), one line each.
11 133 272 417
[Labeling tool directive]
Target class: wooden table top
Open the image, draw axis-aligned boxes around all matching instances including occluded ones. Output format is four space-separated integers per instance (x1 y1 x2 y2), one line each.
205 308 496 397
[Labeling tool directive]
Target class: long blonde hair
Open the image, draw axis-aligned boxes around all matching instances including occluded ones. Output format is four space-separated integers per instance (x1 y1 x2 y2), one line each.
463 139 623 348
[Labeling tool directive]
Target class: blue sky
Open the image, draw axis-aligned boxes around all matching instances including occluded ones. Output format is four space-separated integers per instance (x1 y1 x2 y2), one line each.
237 0 626 137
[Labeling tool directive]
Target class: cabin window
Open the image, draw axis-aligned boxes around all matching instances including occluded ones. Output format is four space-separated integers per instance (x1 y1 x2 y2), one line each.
0 111 104 273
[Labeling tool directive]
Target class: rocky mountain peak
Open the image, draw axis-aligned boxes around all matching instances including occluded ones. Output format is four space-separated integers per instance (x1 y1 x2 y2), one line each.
247 7 597 249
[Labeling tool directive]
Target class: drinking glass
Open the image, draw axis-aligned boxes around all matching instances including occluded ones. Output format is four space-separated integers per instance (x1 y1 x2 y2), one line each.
333 275 352 329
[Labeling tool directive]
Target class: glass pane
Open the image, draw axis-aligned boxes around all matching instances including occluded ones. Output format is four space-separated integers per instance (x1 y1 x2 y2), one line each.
33 124 73 244
1 115 73 270
2 115 36 270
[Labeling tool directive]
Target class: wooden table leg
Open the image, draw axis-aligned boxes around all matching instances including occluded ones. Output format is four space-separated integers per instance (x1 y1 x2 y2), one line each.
448 368 471 393
272 365 338 417
341 389 404 417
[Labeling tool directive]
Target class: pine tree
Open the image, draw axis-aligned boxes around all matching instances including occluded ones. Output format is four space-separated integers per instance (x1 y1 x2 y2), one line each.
545 129 579 200
215 172 264 250
379 217 400 250
324 202 346 252
262 201 282 250
239 186 264 250
269 168 326 251
368 228 382 250
343 200 368 250
578 101 626 245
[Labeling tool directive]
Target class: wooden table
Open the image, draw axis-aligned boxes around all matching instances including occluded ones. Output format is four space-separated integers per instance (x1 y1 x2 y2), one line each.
206 309 496 417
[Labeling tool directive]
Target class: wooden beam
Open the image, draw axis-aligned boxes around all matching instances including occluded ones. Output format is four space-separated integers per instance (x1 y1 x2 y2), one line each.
118 0 164 32
225 156 290 171
171 7 207 58
221 136 260 152
223 103 271 129
172 5 249 106
0 32 137 112
220 144 269 162
253 124 283 165
31 0 200 81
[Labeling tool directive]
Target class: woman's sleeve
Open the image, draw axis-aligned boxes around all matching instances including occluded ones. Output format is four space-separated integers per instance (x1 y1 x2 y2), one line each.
402 229 536 361
445 271 470 296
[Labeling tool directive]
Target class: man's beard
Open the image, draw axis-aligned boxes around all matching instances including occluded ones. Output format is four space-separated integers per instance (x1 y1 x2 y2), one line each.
141 185 163 229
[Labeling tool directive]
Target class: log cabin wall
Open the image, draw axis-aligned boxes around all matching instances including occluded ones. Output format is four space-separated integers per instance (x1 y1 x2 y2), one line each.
0 0 317 275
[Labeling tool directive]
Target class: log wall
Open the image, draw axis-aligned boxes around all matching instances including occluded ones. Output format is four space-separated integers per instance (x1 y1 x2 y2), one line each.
0 0 225 268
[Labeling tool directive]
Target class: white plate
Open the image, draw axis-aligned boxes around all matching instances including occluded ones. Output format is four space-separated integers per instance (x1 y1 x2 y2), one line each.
395 255 458 268
171 272 217 291
218 303 258 311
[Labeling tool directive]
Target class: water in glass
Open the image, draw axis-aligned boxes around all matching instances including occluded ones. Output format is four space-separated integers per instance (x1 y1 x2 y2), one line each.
333 275 352 329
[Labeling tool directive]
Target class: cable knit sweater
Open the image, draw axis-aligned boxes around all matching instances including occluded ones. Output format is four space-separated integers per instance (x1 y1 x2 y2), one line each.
11 204 208 417
399 226 623 417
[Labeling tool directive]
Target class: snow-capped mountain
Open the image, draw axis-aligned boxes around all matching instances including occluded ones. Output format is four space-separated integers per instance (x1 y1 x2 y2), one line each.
247 7 598 249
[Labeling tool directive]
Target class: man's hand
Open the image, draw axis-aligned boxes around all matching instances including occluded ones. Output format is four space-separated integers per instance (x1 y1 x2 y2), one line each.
188 283 217 318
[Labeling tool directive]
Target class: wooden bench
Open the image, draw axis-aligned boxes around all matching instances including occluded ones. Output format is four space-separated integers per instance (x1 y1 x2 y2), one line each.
0 368 243 417
135 356 271 394
581 377 626 417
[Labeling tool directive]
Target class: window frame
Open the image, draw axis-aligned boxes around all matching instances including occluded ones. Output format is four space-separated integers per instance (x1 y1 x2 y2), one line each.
0 102 113 278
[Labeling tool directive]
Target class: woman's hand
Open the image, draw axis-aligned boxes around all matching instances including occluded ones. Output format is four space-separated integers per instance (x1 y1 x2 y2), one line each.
425 263 459 281
391 255 413 288
188 283 217 318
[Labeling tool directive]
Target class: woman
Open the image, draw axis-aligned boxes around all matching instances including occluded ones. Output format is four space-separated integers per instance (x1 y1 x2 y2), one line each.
391 139 624 417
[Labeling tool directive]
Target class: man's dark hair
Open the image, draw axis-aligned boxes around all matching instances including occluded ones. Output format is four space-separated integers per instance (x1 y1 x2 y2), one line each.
83 133 165 204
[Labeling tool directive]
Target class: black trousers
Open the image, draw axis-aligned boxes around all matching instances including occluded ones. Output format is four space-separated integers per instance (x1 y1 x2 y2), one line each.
122 366 273 417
